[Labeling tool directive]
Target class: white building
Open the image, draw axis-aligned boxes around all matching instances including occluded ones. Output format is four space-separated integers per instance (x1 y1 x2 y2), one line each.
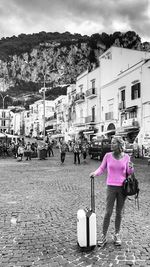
0 109 11 133
66 84 77 139
11 112 22 135
65 46 150 142
73 67 101 140
29 100 55 137
99 46 150 141
53 95 68 140
23 110 30 136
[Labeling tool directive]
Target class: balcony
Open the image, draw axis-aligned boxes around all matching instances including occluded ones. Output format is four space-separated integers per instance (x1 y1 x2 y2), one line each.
105 112 114 121
85 115 96 124
74 117 85 126
75 92 85 104
118 101 126 110
46 113 57 121
122 118 139 128
86 88 97 99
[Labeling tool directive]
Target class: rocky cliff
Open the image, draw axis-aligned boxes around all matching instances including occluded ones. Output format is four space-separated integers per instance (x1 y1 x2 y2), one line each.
0 31 149 108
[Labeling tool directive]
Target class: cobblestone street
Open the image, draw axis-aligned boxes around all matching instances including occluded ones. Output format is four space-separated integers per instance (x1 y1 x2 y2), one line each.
0 149 150 267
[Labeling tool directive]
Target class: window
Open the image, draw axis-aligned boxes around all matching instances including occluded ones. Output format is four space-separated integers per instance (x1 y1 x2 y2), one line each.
91 80 95 89
121 90 125 101
91 80 96 94
80 108 83 118
129 111 137 118
143 103 150 117
92 106 95 122
109 103 113 112
79 85 83 94
2 111 5 118
131 83 140 100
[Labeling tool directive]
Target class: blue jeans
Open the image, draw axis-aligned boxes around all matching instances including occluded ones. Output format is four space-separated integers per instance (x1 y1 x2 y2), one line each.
61 152 66 163
102 185 126 236
74 152 80 164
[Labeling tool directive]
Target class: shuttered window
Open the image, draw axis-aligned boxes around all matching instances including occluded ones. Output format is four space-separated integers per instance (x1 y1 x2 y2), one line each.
131 83 141 100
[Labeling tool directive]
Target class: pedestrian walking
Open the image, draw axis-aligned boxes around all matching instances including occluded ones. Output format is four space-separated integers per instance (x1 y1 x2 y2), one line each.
15 141 20 158
59 139 67 164
17 143 24 161
147 146 150 165
37 142 47 160
47 141 54 157
73 140 81 164
25 141 32 160
81 142 88 163
90 136 134 247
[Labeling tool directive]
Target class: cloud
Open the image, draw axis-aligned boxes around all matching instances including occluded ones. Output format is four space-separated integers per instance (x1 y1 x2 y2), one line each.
0 0 149 41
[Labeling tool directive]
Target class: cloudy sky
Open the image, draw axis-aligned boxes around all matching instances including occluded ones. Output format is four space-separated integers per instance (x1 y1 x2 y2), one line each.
0 0 150 42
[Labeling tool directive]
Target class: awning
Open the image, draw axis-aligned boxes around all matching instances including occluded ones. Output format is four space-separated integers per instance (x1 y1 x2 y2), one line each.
94 129 115 138
46 129 55 133
5 134 15 138
45 125 54 130
0 133 5 137
104 129 116 135
83 130 94 134
117 127 139 135
126 105 137 111
83 128 98 135
51 134 64 139
121 105 137 113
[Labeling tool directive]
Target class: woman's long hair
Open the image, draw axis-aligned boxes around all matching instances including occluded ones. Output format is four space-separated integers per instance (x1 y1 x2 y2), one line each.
112 136 125 153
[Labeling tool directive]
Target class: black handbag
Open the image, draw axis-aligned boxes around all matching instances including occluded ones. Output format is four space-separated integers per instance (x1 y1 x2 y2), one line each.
122 172 140 209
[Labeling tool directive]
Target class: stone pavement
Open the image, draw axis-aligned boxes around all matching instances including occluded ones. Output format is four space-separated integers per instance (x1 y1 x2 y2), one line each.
0 150 150 267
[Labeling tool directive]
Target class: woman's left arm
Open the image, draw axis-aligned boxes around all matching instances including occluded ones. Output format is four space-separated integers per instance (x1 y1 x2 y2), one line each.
127 158 134 175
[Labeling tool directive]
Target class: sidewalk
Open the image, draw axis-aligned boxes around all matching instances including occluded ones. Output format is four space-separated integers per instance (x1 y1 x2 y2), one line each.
0 152 150 266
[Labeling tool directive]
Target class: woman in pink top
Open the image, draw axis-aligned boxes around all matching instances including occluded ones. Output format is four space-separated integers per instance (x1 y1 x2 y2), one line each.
90 136 134 247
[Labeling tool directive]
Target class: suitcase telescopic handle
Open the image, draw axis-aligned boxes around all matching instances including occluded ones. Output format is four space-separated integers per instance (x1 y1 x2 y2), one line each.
91 176 95 212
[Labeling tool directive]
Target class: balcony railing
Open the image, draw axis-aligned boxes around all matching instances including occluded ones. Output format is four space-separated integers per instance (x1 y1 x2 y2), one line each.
75 92 85 103
85 115 96 124
86 88 97 99
105 112 114 120
74 117 85 126
122 118 139 128
118 101 126 110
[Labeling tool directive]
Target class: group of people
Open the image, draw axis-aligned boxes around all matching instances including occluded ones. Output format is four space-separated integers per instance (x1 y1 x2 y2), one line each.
59 139 89 164
0 141 9 157
15 137 88 164
16 140 55 161
17 141 37 161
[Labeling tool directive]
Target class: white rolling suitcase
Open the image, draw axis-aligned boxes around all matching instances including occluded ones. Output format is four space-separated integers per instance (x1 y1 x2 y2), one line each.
77 176 97 249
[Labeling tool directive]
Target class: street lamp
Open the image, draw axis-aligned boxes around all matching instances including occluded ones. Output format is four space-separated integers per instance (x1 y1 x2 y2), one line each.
39 62 56 139
0 93 9 131
39 72 46 139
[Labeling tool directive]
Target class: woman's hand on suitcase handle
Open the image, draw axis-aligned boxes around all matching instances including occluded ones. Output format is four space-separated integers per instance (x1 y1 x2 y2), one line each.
90 172 96 178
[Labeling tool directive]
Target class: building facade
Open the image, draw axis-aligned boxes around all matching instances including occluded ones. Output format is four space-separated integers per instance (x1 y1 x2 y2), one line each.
99 46 150 142
29 100 55 137
68 68 100 141
0 109 11 133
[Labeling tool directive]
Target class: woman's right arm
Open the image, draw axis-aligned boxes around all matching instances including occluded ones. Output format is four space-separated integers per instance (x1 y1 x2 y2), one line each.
90 153 108 177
